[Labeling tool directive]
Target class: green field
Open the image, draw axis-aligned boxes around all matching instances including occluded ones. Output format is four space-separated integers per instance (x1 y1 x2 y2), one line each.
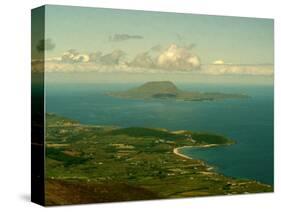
45 113 272 205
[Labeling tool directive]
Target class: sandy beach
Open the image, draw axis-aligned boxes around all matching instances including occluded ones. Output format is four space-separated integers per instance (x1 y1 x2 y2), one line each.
173 145 218 173
173 144 220 160
173 146 193 160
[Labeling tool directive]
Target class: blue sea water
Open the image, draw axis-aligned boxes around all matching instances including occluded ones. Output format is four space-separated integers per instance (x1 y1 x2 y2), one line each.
46 83 274 185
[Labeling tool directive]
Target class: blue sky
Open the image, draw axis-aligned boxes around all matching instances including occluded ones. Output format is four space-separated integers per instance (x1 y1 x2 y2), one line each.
31 5 274 84
43 5 273 65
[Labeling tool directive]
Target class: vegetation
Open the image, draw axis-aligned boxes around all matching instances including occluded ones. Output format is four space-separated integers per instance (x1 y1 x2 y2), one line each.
190 132 235 145
108 127 186 141
45 113 271 205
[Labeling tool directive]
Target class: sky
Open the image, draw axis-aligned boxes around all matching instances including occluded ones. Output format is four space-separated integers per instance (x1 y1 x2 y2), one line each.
32 5 274 83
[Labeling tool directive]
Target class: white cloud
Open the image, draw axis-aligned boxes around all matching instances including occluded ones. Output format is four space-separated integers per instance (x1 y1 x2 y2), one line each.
201 64 273 76
187 55 201 68
128 44 201 71
156 44 201 71
61 49 90 63
213 60 225 65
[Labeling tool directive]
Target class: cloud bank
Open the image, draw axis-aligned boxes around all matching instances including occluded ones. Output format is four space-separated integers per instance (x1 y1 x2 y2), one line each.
33 44 202 73
32 43 273 76
201 64 273 76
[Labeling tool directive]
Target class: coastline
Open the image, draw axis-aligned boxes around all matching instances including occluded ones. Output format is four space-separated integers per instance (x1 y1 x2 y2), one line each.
173 144 272 186
173 146 193 160
173 144 223 171
46 113 273 205
173 144 220 160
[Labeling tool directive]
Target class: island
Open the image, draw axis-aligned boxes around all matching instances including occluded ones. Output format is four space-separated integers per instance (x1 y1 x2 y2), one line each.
107 81 249 101
45 113 271 205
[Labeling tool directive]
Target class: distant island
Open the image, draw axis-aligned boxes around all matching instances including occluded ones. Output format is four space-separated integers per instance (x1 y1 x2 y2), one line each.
45 113 271 205
108 81 249 101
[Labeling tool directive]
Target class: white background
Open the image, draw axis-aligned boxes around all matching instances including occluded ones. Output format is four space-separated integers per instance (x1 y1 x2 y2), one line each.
0 0 280 211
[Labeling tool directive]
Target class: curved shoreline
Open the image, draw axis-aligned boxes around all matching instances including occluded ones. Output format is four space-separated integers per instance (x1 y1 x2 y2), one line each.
173 144 222 172
173 146 193 160
173 144 220 160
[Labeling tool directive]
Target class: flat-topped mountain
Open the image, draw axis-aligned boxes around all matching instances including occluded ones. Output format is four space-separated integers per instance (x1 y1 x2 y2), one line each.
134 81 178 95
108 81 249 101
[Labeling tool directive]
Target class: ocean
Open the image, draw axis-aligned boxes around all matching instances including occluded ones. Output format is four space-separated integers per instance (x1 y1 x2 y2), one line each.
46 82 274 185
